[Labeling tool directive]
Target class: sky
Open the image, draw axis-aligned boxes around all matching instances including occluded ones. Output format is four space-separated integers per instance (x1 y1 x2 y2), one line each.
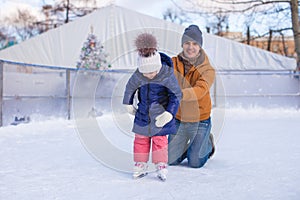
0 0 238 33
0 0 294 37
0 0 175 20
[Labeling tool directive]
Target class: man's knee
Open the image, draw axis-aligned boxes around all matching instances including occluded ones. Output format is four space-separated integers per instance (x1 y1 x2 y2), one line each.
168 160 180 166
188 156 209 168
168 155 183 165
188 162 205 168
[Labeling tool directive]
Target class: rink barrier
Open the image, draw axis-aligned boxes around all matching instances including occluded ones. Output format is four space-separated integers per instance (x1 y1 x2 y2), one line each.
0 59 299 126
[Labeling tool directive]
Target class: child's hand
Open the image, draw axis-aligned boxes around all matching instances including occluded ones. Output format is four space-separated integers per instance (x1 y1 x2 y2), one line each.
155 111 172 127
125 105 137 115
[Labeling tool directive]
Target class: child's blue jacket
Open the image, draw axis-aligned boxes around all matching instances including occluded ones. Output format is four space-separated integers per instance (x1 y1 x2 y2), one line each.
123 52 182 136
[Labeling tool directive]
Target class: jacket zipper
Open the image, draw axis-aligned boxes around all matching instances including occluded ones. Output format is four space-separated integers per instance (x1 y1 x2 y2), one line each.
147 83 151 136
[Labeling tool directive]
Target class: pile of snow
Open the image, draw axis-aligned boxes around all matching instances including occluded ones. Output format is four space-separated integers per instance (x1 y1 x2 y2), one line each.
0 108 299 200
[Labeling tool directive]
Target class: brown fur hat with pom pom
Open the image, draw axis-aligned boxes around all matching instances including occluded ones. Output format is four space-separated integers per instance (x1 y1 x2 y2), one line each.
135 33 161 73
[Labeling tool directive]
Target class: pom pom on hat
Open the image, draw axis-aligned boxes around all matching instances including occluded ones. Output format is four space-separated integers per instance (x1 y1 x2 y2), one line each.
135 33 157 57
181 25 203 47
135 33 161 73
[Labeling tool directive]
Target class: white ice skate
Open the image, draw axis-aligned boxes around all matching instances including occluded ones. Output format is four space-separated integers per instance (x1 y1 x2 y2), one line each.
156 162 168 182
133 162 148 179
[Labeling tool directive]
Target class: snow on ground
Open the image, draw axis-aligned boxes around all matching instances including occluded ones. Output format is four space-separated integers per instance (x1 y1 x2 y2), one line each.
0 108 300 200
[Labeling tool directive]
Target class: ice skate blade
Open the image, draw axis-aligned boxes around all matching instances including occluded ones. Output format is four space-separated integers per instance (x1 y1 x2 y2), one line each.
157 174 166 182
133 172 148 179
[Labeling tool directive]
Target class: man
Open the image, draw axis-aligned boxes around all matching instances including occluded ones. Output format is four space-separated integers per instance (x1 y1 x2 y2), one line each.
168 25 215 168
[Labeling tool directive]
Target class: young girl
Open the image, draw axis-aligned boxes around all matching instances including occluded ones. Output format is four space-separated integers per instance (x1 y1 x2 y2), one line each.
123 33 182 181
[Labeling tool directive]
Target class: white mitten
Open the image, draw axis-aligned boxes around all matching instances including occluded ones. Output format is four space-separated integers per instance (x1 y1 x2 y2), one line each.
155 111 173 127
125 105 136 115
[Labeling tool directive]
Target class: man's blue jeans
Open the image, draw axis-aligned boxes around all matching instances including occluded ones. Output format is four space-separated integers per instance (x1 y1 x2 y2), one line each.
168 118 212 168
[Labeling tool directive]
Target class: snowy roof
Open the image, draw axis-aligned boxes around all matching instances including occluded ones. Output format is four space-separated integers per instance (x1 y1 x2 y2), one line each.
0 5 296 71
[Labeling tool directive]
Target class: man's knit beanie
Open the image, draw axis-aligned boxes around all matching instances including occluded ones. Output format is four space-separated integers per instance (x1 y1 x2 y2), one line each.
181 25 203 47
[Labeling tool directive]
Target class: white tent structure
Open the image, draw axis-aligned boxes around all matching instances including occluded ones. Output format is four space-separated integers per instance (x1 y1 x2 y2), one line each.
0 5 297 71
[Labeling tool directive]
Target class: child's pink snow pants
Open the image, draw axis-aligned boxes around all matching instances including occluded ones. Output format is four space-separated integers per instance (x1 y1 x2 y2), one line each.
133 134 168 164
